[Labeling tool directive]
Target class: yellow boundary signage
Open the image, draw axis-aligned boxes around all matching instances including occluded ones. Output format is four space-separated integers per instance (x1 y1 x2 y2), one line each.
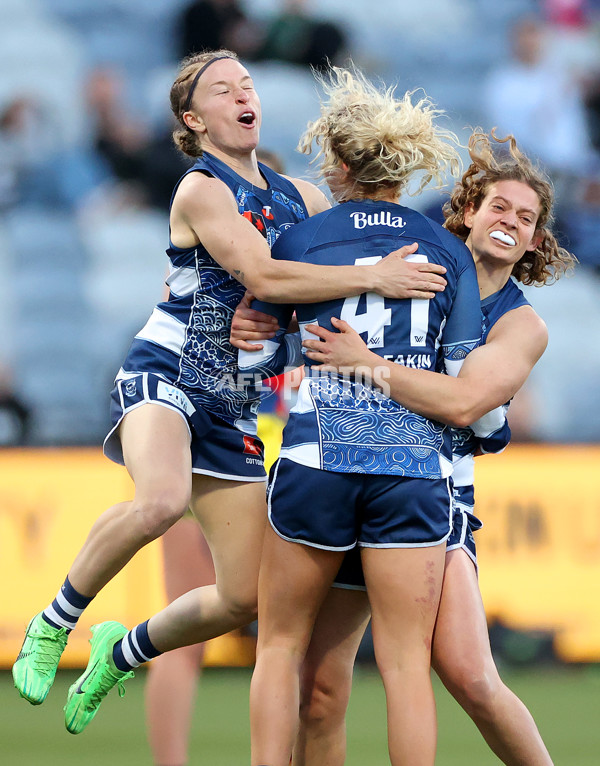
0 448 256 668
474 444 600 663
1 443 598 666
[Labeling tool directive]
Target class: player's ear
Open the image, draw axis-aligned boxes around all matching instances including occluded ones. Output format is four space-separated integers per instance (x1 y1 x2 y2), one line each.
526 230 543 252
183 110 206 134
463 202 475 230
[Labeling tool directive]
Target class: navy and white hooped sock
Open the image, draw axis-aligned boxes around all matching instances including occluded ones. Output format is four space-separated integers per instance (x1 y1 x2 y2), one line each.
42 576 93 633
112 620 162 672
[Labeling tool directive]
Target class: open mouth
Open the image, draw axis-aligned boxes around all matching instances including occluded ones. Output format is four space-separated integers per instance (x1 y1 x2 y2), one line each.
238 111 255 126
490 230 516 247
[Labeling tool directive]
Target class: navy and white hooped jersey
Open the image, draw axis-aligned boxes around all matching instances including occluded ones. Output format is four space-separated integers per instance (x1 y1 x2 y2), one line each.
239 199 481 478
451 277 531 488
115 152 308 434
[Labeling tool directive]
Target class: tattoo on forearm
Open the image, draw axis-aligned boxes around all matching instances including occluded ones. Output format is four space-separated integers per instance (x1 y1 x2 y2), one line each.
234 269 246 284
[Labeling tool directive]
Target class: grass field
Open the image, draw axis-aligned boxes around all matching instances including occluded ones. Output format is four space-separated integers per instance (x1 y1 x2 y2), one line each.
2 665 599 764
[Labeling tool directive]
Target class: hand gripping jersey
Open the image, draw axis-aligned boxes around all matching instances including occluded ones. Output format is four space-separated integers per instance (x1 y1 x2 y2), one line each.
240 199 481 478
114 152 308 434
451 277 531 488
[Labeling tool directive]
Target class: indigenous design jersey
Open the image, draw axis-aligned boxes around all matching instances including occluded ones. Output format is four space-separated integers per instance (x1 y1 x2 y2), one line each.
239 199 481 478
115 152 308 434
451 277 531 487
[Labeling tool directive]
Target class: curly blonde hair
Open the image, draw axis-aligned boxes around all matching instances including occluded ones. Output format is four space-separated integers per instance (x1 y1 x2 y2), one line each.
298 65 461 203
443 130 576 285
170 49 239 158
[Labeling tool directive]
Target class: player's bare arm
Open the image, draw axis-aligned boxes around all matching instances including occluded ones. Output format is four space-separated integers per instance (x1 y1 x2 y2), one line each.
303 305 547 428
172 173 448 303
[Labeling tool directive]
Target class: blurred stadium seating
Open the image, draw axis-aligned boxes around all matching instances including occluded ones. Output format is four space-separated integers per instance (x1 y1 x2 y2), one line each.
0 0 598 447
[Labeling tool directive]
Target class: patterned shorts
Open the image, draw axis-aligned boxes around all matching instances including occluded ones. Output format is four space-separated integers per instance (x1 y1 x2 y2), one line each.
104 372 266 481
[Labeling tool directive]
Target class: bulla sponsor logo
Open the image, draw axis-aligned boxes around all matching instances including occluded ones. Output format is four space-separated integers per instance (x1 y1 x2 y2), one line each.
350 211 406 230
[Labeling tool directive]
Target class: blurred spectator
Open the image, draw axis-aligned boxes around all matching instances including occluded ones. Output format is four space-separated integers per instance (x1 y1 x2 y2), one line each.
584 73 600 153
0 93 106 213
254 0 348 69
177 0 261 59
256 146 286 174
176 0 347 70
0 97 61 209
482 15 598 178
543 0 590 28
541 0 600 152
86 68 193 211
0 367 31 446
557 174 600 271
86 68 150 198
140 125 195 210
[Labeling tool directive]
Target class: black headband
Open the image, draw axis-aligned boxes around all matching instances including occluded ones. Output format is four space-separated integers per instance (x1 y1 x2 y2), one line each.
183 56 233 112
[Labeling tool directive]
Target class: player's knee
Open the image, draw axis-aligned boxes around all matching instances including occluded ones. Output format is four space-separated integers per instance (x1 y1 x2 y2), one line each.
448 666 501 720
223 588 258 626
299 672 350 730
129 493 189 542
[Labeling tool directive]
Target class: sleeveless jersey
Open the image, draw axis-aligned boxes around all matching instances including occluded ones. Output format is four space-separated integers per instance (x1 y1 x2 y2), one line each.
452 277 531 487
240 199 481 478
115 152 308 433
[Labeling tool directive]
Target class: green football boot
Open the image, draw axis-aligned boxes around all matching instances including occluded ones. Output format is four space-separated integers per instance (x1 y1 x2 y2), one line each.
12 613 68 705
64 621 134 735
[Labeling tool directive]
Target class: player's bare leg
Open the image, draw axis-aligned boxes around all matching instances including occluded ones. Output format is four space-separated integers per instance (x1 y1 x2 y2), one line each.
63 474 268 735
293 587 370 766
68 404 193 597
251 526 345 766
144 476 268 650
362 545 445 766
432 549 553 766
13 404 192 706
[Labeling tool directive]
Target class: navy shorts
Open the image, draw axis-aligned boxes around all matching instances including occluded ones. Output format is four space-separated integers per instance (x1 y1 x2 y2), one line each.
267 457 452 550
333 546 365 590
447 484 482 568
332 485 482 589
104 372 266 481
